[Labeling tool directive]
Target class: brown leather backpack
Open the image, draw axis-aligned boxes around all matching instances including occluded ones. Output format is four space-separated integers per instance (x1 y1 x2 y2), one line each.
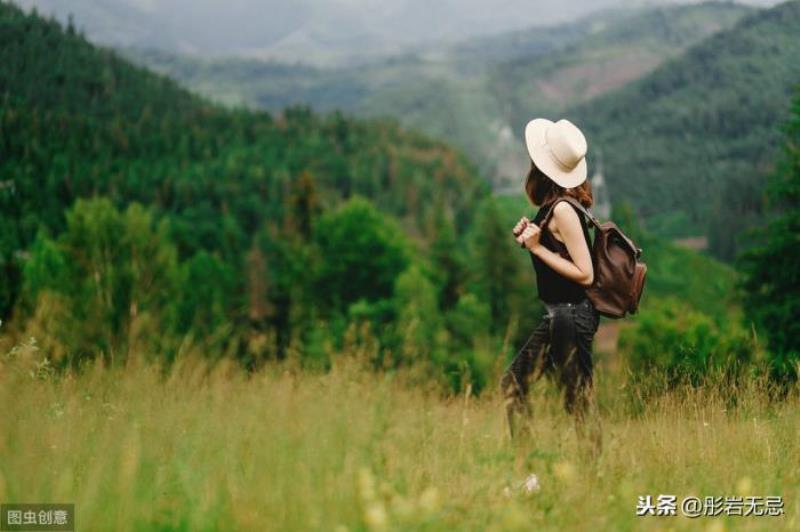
541 197 647 318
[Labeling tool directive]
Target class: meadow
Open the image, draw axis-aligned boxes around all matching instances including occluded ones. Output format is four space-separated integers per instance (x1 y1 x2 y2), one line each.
2 5 800 531
2 338 797 531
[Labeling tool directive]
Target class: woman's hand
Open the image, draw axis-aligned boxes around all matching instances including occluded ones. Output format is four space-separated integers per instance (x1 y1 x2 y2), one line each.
516 222 541 251
512 216 530 237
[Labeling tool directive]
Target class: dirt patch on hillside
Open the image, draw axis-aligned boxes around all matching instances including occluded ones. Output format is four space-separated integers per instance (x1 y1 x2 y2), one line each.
534 51 663 106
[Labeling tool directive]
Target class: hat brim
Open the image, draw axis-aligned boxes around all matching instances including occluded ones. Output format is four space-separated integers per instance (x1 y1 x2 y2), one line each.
525 118 587 189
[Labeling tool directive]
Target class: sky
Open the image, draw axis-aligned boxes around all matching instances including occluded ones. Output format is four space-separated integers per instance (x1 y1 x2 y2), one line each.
15 0 784 64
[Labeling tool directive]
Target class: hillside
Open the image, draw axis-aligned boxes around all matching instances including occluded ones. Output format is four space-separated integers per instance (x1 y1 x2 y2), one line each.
568 0 800 260
493 2 754 131
0 2 489 319
122 3 750 186
0 2 758 394
120 10 614 112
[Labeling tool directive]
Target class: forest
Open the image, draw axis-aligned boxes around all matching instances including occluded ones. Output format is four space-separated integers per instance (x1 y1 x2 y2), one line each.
1 1 798 392
124 1 800 263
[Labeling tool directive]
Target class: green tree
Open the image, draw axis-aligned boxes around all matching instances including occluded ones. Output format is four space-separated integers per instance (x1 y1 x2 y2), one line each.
467 198 520 334
313 197 409 313
21 198 178 364
445 292 494 393
738 90 800 381
168 250 238 336
393 265 442 365
428 209 466 310
254 223 314 359
446 292 491 352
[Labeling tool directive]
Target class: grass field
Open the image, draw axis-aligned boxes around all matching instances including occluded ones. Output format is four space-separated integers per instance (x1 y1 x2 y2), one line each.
2 341 798 531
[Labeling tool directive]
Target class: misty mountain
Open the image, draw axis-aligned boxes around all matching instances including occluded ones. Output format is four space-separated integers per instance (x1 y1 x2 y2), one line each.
13 0 781 65
122 2 753 187
569 0 800 259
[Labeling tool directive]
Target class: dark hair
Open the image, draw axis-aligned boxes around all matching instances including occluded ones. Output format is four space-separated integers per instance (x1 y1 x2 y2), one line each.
524 160 593 208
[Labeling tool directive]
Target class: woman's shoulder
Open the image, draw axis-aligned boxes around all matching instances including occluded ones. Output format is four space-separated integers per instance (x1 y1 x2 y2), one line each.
553 200 581 218
553 198 589 221
550 199 590 235
539 198 578 217
535 197 587 226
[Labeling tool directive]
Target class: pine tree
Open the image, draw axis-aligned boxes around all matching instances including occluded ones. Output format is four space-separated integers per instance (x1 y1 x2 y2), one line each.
467 198 520 335
429 209 466 310
739 89 800 381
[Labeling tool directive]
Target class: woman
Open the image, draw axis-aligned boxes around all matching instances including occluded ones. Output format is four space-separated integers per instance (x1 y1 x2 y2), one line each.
500 118 602 456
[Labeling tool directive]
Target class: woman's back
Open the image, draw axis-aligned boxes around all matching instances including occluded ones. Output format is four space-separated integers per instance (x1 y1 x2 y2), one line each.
530 199 592 304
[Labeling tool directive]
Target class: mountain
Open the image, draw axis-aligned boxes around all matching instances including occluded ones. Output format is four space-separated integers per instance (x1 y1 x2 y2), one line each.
493 2 755 132
568 0 800 259
120 8 619 109
15 0 689 65
122 2 753 186
0 1 489 318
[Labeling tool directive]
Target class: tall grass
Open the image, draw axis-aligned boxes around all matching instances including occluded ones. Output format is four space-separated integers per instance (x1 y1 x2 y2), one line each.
1 340 798 531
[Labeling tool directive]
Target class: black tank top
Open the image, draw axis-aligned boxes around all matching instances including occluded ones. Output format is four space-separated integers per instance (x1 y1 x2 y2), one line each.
530 199 593 304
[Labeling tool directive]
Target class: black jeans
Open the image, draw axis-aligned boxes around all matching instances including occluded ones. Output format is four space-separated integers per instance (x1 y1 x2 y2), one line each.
500 298 602 451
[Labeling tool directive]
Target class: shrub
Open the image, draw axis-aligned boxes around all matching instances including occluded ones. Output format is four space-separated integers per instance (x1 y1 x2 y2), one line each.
619 297 755 387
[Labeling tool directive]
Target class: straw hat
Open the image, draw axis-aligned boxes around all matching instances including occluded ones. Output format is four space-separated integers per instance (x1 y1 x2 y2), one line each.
524 118 588 189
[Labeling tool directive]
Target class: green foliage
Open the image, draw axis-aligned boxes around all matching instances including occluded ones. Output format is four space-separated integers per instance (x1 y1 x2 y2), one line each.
0 1 487 320
427 211 466 310
635 230 738 321
21 198 177 363
169 251 238 336
443 293 494 393
314 197 410 313
738 89 800 381
20 232 70 305
466 198 522 335
393 265 443 364
620 297 754 386
446 293 491 351
0 3 499 386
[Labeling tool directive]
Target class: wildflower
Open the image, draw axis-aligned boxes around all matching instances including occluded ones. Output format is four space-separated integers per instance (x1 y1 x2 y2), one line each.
523 473 541 494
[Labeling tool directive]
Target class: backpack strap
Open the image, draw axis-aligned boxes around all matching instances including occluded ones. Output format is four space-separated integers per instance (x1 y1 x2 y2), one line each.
541 196 601 230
